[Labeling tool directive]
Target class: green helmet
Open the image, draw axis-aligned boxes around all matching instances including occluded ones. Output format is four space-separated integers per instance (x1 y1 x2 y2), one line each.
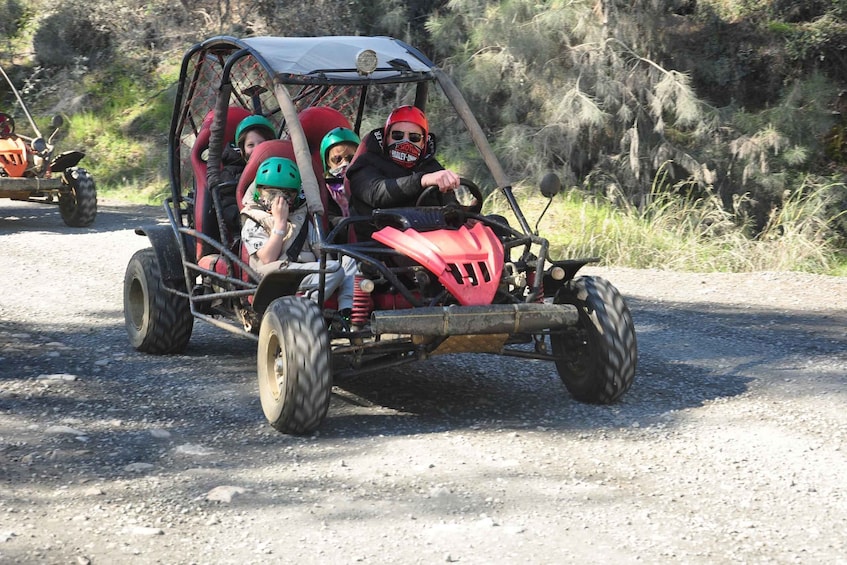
254 157 305 207
235 115 275 146
319 127 360 172
256 157 301 190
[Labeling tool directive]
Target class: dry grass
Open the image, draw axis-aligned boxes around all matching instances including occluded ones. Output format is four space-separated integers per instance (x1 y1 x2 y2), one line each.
483 178 844 275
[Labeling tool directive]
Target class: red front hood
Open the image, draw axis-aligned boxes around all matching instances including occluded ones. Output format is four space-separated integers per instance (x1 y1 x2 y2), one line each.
372 222 504 306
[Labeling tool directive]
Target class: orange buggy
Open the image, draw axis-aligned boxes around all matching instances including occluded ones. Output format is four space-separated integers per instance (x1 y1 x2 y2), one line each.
0 65 96 226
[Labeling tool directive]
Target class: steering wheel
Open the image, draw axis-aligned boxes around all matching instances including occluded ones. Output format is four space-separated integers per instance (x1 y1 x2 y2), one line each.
415 177 484 214
0 113 15 138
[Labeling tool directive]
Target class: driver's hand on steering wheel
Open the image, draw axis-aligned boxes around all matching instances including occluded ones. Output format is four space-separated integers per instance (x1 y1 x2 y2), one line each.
421 169 461 192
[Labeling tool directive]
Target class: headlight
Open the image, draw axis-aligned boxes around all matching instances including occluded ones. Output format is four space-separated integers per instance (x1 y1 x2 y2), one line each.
549 266 566 281
356 49 378 75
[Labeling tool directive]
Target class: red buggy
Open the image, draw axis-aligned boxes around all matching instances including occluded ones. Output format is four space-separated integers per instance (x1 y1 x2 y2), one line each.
123 35 637 434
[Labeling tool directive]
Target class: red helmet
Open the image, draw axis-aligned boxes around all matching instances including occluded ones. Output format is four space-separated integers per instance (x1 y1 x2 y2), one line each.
384 105 428 142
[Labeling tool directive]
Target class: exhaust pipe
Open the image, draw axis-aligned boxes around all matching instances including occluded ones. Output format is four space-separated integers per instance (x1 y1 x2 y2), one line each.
371 303 577 336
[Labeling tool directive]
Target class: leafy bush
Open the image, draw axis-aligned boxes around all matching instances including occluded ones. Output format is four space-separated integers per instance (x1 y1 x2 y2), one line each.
0 0 25 40
33 5 113 68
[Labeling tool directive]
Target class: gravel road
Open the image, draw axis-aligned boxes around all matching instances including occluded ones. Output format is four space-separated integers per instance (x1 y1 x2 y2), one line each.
1 198 846 565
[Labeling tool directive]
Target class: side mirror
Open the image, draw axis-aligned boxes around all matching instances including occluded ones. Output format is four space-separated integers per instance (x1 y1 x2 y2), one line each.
51 115 64 129
539 172 562 198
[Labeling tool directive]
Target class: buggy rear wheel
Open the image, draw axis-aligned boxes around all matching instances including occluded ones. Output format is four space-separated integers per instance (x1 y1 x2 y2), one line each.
124 248 194 354
551 276 637 403
58 167 97 227
257 297 332 435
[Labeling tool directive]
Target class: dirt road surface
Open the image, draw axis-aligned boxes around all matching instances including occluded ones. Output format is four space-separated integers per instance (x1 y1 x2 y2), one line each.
1 198 846 564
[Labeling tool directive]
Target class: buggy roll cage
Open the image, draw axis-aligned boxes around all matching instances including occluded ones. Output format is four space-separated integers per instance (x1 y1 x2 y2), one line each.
157 35 560 337
168 36 531 233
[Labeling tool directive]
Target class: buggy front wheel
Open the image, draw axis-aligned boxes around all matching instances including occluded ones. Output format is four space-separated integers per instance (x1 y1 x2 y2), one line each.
551 276 637 403
58 167 97 227
257 297 332 435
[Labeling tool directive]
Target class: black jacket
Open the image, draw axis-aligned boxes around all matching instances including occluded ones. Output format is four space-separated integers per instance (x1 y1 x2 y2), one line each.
347 128 448 218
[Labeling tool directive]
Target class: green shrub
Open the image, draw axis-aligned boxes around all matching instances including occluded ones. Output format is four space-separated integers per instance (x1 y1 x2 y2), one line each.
0 0 25 40
33 6 113 68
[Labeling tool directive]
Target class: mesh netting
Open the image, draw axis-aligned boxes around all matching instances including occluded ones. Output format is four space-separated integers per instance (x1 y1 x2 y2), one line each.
175 46 361 198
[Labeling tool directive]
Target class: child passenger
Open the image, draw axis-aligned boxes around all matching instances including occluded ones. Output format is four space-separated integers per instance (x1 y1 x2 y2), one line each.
240 156 357 326
218 114 277 228
319 126 360 224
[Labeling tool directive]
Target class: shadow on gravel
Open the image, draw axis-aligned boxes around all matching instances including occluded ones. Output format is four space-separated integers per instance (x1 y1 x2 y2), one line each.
0 200 163 235
625 295 846 401
1 317 262 488
324 295 846 437
2 289 845 477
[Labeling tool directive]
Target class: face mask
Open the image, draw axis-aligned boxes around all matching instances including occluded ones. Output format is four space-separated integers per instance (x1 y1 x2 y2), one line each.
328 164 348 178
388 140 422 169
258 189 304 209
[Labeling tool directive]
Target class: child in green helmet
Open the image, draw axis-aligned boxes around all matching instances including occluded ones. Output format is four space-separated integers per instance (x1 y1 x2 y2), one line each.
221 114 277 185
217 114 277 229
319 126 360 227
235 115 277 162
240 156 357 324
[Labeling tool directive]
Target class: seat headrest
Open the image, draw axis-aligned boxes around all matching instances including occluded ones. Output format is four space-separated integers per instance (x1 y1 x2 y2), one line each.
202 107 253 145
298 106 352 153
193 106 253 162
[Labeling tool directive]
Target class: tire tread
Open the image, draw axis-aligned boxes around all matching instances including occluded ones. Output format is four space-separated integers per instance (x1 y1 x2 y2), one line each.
553 276 637 404
58 167 97 227
124 248 193 354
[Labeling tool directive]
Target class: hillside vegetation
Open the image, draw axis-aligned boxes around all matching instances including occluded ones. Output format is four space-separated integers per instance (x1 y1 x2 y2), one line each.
2 0 845 273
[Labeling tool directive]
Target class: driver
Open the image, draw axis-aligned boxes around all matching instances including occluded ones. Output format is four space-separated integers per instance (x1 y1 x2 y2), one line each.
0 112 14 137
346 105 462 238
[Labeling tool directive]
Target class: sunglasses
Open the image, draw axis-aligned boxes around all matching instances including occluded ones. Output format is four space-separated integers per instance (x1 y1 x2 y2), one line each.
390 130 423 143
329 153 356 166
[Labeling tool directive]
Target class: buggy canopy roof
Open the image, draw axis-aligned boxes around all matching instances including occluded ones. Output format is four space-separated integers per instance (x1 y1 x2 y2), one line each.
190 34 511 223
218 36 436 83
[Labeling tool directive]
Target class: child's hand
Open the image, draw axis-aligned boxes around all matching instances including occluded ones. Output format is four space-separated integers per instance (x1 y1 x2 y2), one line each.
271 195 289 233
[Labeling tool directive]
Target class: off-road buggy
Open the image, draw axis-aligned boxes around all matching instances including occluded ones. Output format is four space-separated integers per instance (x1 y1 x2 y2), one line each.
123 35 637 434
0 65 97 227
